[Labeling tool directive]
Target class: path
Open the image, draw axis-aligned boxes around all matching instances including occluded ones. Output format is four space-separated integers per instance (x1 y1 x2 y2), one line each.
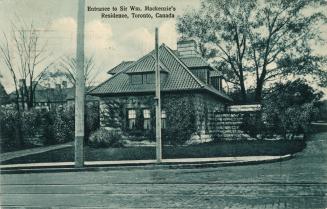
0 142 73 162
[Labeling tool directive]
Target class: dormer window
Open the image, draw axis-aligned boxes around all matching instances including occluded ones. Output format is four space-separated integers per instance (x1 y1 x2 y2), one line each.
130 72 167 85
211 76 223 91
131 74 143 84
145 73 155 84
190 68 209 84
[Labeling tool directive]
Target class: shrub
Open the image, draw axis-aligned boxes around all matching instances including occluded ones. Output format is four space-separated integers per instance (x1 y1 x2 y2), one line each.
317 100 327 122
229 88 256 105
162 95 197 145
85 102 100 139
21 110 43 146
240 112 266 139
0 107 21 151
88 128 123 148
262 79 321 139
0 103 100 151
0 107 45 149
53 107 75 143
41 110 56 145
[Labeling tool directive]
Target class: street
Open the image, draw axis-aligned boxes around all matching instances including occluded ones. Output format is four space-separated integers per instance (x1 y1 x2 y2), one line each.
1 132 327 208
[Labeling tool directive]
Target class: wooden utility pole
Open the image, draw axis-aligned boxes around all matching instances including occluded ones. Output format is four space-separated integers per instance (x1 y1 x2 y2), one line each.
155 28 162 163
75 0 85 168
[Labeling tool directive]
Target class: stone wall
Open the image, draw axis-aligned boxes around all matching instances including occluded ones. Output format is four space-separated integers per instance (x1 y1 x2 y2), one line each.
209 111 261 140
192 93 225 134
98 92 264 141
99 92 226 139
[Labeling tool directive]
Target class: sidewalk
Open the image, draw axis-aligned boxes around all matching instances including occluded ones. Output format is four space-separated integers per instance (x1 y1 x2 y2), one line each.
0 142 293 173
0 154 292 173
0 142 73 162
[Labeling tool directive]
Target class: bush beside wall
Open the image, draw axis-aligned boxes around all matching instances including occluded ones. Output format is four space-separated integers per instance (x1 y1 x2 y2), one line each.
162 94 197 145
0 104 99 152
88 128 123 148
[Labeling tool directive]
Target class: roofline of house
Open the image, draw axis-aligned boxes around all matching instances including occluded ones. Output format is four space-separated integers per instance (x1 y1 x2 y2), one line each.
163 44 205 88
90 44 232 102
107 60 134 74
91 51 158 94
188 65 215 71
89 88 232 102
91 44 203 94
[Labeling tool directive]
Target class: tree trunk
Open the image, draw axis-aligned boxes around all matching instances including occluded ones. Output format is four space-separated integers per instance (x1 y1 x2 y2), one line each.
20 87 25 111
28 86 33 110
255 78 264 103
14 90 24 148
27 81 34 110
239 75 247 104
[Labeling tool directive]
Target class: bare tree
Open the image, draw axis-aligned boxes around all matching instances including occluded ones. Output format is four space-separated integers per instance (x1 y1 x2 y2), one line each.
0 22 53 110
59 55 97 87
0 32 23 146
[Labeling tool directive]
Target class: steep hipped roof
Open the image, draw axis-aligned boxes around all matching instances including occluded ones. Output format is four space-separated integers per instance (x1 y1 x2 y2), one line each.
90 44 232 102
107 61 134 75
125 54 169 74
180 56 209 68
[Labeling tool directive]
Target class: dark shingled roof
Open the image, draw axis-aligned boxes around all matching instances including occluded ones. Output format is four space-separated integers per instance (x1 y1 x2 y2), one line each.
180 56 210 68
107 61 134 74
125 54 169 74
9 86 98 103
90 44 232 102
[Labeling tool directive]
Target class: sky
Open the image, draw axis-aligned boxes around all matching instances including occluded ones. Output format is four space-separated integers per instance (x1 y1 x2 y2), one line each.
0 0 326 97
0 0 200 92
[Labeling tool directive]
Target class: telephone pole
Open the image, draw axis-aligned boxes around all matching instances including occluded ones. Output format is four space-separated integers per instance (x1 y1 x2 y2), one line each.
155 28 162 163
75 0 85 168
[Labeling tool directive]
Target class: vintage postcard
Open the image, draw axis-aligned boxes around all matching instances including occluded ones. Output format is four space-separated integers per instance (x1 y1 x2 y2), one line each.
0 0 326 208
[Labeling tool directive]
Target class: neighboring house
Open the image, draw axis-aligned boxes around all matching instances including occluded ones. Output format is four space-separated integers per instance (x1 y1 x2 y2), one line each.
89 39 233 139
8 80 98 110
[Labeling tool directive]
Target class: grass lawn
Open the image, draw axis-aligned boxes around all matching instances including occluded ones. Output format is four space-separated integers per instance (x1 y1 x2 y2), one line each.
1 140 306 165
312 122 327 132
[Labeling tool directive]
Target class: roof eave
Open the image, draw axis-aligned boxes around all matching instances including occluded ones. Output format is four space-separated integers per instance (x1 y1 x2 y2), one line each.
90 88 233 102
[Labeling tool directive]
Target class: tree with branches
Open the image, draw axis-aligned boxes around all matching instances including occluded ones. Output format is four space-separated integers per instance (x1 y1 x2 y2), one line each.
0 22 54 110
59 55 98 88
177 0 327 103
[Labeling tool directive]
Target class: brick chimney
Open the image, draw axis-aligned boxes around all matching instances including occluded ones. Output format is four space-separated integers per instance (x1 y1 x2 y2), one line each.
177 39 199 58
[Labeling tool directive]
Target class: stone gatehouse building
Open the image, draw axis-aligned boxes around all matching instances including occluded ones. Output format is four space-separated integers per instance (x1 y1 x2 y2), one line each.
89 40 233 140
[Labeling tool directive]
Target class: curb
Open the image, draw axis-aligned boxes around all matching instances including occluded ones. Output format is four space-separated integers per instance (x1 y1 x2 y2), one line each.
0 154 293 174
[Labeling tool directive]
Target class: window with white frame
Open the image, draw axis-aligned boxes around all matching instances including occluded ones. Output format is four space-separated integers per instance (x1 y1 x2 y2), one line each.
143 109 151 129
161 110 167 129
128 109 136 129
